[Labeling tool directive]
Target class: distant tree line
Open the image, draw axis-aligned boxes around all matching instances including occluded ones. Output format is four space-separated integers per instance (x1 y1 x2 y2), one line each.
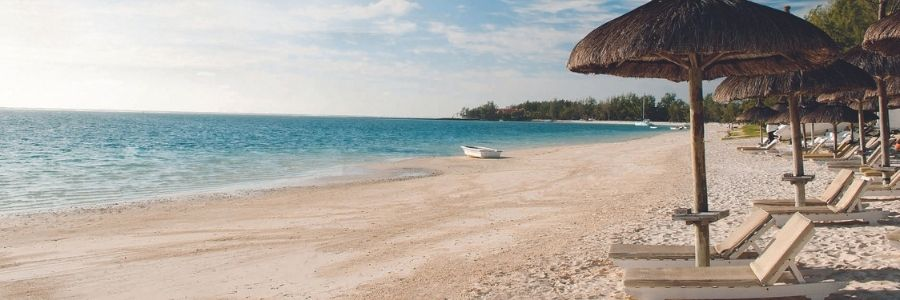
459 93 744 123
459 0 891 124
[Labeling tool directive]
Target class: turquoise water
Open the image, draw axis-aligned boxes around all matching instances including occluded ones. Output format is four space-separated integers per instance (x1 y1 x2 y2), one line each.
0 110 662 213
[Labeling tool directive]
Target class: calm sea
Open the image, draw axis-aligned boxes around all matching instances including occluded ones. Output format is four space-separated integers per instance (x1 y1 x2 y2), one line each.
0 110 662 214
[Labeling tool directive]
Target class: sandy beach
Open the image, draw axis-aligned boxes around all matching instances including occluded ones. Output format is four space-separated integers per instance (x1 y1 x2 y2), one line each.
1 124 897 299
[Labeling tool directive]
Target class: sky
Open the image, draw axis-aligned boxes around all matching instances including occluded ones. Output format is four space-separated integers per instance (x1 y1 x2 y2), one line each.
0 0 828 118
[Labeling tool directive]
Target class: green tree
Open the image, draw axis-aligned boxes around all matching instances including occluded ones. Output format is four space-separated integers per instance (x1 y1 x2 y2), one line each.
806 0 880 50
805 0 900 51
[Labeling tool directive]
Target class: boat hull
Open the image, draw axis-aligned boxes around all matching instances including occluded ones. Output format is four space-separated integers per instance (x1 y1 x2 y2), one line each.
461 146 502 158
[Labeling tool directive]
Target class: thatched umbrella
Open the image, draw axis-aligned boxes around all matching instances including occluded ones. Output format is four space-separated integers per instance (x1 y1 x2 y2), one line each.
801 103 875 155
768 97 800 138
714 60 875 207
818 93 879 164
864 11 900 56
567 0 838 267
819 77 900 164
845 46 900 180
736 99 778 144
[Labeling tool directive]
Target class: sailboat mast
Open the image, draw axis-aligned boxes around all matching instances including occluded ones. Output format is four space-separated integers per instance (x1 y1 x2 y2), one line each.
641 97 645 120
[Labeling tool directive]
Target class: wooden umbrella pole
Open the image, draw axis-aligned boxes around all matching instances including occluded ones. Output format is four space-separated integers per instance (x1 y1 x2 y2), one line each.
789 95 807 206
875 0 892 184
859 108 868 165
760 123 765 144
833 123 839 157
802 123 808 145
811 123 815 147
687 54 710 267
877 78 892 183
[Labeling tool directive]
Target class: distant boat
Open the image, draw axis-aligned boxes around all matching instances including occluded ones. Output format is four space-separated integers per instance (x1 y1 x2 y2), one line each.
635 119 653 126
634 97 653 127
670 124 688 130
461 146 502 158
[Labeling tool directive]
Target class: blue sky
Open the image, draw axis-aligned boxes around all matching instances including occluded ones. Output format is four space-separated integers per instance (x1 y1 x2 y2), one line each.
0 0 828 117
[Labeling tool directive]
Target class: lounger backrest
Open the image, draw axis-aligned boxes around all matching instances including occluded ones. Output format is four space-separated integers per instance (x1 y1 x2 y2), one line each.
828 178 870 213
820 169 854 204
839 145 858 159
866 137 880 148
867 148 883 167
889 171 900 188
713 208 771 257
749 213 814 286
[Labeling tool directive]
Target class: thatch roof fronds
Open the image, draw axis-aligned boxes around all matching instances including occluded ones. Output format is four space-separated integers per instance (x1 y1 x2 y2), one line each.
801 104 875 124
843 46 900 77
770 98 789 112
818 90 868 104
818 76 900 105
713 60 876 103
846 99 900 110
767 100 816 123
567 0 838 82
767 110 796 124
735 100 778 123
863 13 900 56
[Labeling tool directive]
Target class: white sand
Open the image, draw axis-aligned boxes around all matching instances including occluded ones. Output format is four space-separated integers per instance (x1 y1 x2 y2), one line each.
0 124 896 299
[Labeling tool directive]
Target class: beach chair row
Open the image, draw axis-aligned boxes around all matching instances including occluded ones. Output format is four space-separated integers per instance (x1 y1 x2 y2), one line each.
611 169 896 299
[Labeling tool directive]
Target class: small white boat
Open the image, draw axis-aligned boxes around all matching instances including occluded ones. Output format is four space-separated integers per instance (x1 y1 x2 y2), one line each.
461 145 502 158
634 119 653 126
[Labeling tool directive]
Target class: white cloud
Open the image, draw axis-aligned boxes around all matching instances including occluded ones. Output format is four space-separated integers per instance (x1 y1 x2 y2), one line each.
428 22 579 62
295 0 420 21
0 0 741 118
513 0 605 14
375 18 418 35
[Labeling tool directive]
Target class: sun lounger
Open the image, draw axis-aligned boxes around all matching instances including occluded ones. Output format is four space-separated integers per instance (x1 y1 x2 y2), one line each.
829 137 894 169
755 178 888 226
623 213 846 300
860 171 900 201
888 229 900 249
609 209 775 268
865 170 900 191
750 169 853 207
737 139 778 151
806 144 858 160
805 135 854 159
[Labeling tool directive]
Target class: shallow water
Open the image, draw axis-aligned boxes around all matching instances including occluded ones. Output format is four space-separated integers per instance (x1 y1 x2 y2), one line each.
0 110 662 213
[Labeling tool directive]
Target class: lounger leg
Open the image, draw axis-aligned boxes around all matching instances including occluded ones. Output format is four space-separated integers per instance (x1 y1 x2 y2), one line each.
787 261 805 283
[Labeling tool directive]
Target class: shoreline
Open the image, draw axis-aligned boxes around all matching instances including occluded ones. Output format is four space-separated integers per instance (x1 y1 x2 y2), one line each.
0 127 664 217
0 130 690 299
1 125 896 299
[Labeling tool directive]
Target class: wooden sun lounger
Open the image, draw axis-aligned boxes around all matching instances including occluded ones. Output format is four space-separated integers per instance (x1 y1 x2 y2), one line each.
755 178 888 226
609 209 774 268
828 137 894 169
623 214 845 300
805 135 854 159
751 169 853 207
806 144 858 160
865 171 900 192
828 147 882 169
737 139 778 151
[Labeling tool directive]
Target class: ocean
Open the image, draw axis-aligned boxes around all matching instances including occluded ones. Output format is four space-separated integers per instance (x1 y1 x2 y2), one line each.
0 110 662 214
